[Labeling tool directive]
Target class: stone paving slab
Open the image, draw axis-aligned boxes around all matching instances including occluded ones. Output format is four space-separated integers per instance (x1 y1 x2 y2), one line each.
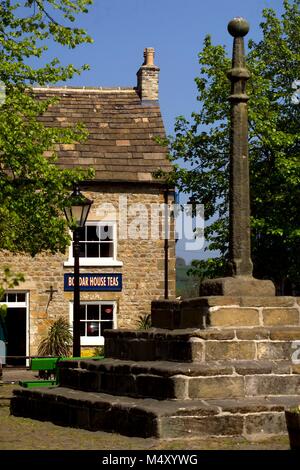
1 368 37 384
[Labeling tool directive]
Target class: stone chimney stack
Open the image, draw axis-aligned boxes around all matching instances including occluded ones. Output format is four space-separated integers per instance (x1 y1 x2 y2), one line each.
136 47 160 102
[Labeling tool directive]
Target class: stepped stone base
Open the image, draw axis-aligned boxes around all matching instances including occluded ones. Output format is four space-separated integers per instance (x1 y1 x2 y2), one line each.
11 387 300 439
57 358 300 400
10 296 300 439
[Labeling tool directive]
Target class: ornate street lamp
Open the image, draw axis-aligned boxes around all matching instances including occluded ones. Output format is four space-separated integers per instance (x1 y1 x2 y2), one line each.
64 184 93 357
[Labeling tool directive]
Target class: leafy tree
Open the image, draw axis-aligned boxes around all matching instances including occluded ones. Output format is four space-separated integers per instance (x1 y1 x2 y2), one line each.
0 0 94 256
162 0 300 293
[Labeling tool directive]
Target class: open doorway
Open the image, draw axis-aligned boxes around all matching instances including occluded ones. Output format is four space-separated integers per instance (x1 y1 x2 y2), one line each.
0 292 28 366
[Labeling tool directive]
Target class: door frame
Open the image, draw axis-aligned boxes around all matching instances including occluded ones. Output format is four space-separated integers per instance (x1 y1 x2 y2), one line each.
0 291 30 366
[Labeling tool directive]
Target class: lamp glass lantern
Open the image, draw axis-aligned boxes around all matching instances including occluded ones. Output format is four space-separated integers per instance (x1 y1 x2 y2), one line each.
64 184 93 230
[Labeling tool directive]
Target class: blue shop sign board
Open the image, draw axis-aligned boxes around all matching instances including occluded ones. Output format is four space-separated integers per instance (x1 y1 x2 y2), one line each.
64 273 122 291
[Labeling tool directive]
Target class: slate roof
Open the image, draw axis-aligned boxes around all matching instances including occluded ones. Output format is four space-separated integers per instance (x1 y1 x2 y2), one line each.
34 87 171 183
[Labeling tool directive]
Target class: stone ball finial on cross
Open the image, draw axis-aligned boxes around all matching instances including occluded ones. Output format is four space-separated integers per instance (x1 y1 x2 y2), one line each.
228 17 249 37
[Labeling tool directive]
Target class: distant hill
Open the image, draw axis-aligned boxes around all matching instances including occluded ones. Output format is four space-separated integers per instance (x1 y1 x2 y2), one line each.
176 258 199 298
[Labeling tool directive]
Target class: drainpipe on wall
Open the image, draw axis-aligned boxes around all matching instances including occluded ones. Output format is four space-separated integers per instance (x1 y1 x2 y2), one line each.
164 188 169 300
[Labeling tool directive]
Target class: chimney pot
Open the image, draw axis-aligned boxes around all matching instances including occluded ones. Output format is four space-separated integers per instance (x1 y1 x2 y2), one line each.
144 47 155 66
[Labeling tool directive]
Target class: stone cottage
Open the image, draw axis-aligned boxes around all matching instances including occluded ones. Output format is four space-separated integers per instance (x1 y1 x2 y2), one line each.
0 48 176 365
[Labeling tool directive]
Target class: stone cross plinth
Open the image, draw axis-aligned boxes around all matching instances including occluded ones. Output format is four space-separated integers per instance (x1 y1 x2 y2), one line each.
200 17 274 296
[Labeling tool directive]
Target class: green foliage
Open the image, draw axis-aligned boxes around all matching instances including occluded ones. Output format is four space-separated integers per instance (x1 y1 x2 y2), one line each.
0 1 95 256
0 0 93 86
163 0 300 290
187 258 228 282
136 313 152 330
37 317 72 357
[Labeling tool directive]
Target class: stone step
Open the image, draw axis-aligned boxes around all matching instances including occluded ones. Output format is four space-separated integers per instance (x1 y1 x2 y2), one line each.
58 359 300 400
151 296 300 329
104 327 300 362
10 387 300 438
151 297 300 329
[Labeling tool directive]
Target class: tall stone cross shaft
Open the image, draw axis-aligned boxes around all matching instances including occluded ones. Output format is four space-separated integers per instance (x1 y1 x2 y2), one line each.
199 17 275 296
227 17 253 277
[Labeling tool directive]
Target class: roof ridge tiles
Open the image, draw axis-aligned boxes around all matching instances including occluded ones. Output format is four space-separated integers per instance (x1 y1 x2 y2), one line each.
33 86 135 93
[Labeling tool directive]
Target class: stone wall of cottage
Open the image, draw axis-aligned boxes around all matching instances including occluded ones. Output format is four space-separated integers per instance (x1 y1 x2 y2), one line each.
0 185 176 355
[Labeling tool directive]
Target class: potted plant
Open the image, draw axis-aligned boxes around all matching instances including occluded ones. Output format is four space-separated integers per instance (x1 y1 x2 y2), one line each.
136 313 151 330
285 406 300 450
37 317 72 378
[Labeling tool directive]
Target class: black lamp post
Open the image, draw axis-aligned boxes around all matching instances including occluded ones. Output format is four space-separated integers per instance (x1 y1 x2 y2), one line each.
64 184 93 357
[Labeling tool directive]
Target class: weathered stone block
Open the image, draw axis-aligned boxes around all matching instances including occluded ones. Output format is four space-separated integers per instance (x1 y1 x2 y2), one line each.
234 362 273 375
113 374 136 396
151 300 181 329
128 339 155 361
78 370 100 392
128 408 159 438
262 308 299 326
236 328 270 340
240 297 295 307
208 308 260 327
51 401 71 426
245 375 300 396
178 309 206 329
270 328 300 340
199 277 275 297
59 368 81 389
68 405 90 428
195 329 235 340
256 342 292 360
89 403 111 431
244 412 286 435
159 415 244 438
188 376 244 399
189 338 204 362
136 374 186 399
291 365 300 374
168 340 203 362
155 339 170 361
205 341 256 360
104 338 115 358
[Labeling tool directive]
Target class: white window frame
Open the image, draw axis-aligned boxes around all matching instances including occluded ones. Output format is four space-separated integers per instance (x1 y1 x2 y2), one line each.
64 221 123 267
69 300 117 346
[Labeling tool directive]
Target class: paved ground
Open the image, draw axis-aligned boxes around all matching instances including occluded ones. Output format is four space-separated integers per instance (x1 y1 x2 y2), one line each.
0 383 291 451
1 367 37 384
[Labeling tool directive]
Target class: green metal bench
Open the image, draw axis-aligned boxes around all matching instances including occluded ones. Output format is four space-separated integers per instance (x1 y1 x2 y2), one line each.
19 357 59 388
19 356 104 388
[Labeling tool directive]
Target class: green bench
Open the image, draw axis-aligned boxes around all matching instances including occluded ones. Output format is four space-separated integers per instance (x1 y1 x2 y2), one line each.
19 356 104 388
19 357 59 388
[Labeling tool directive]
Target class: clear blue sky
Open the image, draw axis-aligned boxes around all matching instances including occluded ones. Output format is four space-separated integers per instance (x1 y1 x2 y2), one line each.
47 0 285 262
55 0 284 134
